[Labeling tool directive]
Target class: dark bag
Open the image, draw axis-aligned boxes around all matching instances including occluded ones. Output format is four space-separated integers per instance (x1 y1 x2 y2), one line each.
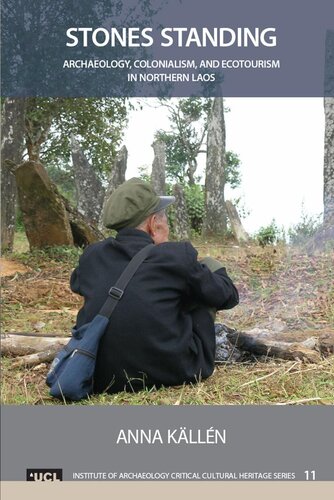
46 244 153 401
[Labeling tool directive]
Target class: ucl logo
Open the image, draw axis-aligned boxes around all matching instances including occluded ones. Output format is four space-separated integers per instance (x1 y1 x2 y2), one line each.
26 469 63 481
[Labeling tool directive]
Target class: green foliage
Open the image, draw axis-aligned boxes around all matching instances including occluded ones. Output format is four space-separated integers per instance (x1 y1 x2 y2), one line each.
178 97 212 121
37 97 128 179
288 211 322 245
163 183 205 235
255 220 285 247
46 164 76 204
23 97 129 202
155 131 189 183
41 245 83 264
137 165 151 184
184 184 205 233
15 245 83 268
3 1 161 99
20 96 130 208
225 151 242 189
155 98 241 191
138 168 205 234
156 98 211 184
229 196 249 220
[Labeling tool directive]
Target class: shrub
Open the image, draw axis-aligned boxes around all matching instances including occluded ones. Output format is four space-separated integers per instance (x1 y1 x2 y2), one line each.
288 212 322 245
184 184 205 233
165 183 205 235
255 220 285 247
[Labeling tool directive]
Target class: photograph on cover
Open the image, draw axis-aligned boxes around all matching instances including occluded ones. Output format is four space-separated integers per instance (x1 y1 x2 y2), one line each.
1 95 333 405
1 0 333 409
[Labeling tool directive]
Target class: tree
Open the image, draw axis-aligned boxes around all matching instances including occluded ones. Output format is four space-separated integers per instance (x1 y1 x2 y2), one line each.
323 31 334 227
324 96 334 227
225 151 242 189
2 0 160 97
38 98 128 209
0 97 128 251
156 98 211 185
25 98 128 174
202 98 227 236
153 97 242 235
305 30 334 252
1 98 25 251
155 98 241 188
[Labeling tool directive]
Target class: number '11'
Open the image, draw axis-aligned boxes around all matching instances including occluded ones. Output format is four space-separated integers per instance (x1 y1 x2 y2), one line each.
304 470 316 480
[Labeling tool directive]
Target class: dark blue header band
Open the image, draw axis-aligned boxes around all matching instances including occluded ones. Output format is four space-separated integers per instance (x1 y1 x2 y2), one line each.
1 0 334 97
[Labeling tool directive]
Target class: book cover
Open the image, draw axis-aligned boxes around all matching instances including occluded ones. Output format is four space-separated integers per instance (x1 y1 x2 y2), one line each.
1 1 333 498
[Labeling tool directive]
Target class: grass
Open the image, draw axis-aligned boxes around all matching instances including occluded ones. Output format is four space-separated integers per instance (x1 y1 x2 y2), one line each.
1 357 333 406
12 230 30 253
1 231 334 405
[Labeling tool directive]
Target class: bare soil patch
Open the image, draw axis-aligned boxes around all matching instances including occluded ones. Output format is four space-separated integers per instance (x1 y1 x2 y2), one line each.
0 257 30 277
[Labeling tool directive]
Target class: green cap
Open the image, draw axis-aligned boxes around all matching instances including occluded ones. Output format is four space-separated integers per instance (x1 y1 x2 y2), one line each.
102 178 175 230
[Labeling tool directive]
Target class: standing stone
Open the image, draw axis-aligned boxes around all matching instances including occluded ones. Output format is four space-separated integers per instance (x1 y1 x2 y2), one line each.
151 140 166 195
99 146 128 229
108 145 128 191
324 31 334 227
1 98 25 251
103 144 127 198
203 98 227 236
14 161 74 249
324 96 334 227
225 200 249 243
71 136 105 224
173 184 190 240
61 195 104 247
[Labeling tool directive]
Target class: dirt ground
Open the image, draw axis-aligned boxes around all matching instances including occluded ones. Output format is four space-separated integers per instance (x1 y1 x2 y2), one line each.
2 244 333 337
0 257 30 277
1 249 82 335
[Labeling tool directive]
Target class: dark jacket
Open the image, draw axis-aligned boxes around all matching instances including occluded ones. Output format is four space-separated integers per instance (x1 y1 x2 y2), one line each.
70 229 239 394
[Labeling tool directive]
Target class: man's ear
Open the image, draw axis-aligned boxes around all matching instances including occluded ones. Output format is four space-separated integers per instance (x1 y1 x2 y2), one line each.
146 214 156 236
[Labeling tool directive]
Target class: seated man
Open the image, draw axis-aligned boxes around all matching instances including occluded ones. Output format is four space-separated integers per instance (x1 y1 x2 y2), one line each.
70 178 239 394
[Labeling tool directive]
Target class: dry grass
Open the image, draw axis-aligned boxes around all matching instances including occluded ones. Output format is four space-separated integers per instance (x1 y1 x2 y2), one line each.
1 232 333 406
1 357 333 406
